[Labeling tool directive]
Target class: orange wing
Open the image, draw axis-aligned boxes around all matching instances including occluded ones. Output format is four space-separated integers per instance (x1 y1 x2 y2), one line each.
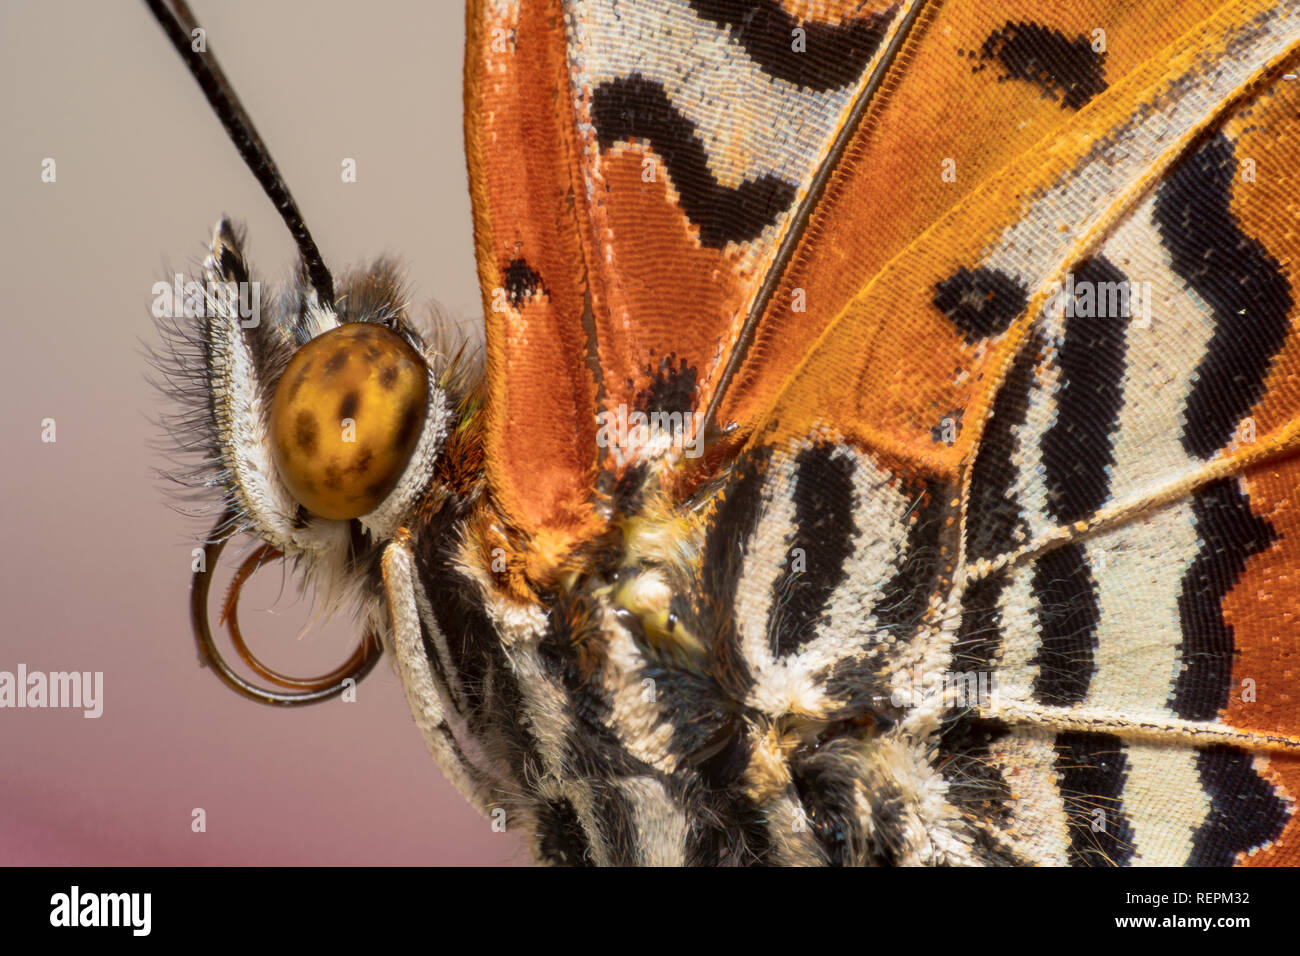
465 0 914 551
724 0 1294 469
727 0 1300 864
466 0 1300 863
465 0 601 550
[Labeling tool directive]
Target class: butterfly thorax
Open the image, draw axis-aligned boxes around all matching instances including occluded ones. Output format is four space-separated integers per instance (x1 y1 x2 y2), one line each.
409 435 969 865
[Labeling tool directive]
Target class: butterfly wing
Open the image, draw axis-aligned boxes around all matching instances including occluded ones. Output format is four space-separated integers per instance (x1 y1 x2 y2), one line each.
719 0 1300 864
464 0 601 545
945 75 1300 866
464 0 916 550
459 0 1300 864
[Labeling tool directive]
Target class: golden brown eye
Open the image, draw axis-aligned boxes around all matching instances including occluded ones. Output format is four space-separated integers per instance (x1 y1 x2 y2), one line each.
269 323 427 520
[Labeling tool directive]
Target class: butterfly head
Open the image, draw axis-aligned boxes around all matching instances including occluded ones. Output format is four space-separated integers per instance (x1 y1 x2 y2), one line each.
151 220 480 694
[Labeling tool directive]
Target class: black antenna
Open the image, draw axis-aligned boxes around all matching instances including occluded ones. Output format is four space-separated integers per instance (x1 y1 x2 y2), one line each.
145 0 335 306
698 0 931 442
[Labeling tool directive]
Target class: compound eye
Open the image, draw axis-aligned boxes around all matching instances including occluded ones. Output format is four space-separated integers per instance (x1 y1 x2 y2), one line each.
269 323 427 520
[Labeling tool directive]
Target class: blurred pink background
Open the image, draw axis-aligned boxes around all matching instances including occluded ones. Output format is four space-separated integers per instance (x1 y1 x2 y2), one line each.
1 0 525 864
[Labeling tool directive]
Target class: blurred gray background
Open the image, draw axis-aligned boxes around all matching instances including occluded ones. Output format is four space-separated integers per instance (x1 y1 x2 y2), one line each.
0 0 523 864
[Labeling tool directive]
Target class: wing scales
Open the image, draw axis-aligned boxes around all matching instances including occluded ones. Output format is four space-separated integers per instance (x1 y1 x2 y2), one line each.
944 59 1300 865
462 0 1300 865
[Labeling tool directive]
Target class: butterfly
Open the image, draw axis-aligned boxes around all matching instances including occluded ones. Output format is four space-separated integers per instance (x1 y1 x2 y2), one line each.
149 0 1300 865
